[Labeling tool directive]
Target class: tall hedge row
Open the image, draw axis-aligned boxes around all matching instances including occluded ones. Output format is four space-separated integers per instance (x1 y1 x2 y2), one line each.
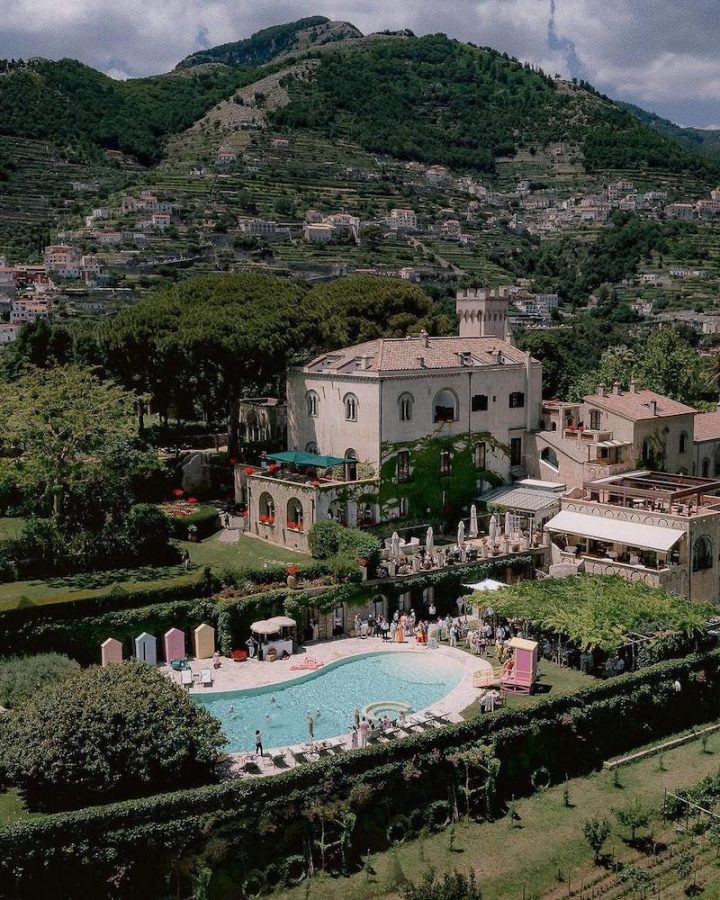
0 650 718 898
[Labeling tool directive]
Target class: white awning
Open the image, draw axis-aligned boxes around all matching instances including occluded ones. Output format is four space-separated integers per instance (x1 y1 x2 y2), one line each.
545 510 685 553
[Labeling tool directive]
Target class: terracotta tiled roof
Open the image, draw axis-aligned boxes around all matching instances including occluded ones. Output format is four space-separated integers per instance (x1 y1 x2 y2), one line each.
694 411 720 442
584 389 696 421
302 337 530 375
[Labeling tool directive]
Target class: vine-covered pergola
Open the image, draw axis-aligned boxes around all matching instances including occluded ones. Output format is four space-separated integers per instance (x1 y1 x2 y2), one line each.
472 575 712 653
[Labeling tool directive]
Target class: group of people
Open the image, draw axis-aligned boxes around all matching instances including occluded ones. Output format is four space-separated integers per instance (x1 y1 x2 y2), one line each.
349 706 407 748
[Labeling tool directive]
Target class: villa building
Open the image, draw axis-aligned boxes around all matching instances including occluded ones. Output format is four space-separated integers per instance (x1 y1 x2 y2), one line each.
544 470 720 602
531 383 697 490
240 290 542 550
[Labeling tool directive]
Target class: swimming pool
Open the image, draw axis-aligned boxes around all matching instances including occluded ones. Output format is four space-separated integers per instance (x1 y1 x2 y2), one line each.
194 652 464 752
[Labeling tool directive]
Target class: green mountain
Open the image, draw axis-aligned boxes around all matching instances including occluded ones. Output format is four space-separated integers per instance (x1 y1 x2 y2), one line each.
268 35 717 178
176 16 362 69
618 101 720 159
0 58 256 165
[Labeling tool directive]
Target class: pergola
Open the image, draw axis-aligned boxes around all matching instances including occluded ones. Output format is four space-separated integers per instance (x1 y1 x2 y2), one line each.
585 471 720 513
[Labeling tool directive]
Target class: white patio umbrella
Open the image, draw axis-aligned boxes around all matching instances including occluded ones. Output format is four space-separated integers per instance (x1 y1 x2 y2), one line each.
426 526 434 554
469 504 479 538
457 520 465 549
488 513 498 543
391 531 401 560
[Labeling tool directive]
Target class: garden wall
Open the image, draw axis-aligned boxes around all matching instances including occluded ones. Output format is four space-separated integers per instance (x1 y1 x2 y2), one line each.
1 650 719 898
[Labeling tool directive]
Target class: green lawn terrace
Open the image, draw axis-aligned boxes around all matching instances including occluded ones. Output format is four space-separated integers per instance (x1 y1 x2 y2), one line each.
0 524 308 612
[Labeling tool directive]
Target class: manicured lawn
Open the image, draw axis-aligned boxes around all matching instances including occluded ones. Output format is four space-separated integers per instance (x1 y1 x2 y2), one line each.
0 532 310 611
460 656 595 718
0 789 32 826
277 725 720 900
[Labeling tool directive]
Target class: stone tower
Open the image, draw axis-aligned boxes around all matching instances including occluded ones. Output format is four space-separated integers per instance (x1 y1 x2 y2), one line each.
455 287 512 342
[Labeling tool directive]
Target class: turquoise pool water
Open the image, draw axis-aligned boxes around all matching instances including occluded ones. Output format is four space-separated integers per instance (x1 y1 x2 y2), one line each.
195 652 464 752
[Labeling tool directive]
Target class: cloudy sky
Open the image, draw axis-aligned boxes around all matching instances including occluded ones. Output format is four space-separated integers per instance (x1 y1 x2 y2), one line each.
3 0 719 128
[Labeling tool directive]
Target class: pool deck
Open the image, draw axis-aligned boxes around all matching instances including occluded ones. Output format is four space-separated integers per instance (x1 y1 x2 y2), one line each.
164 638 493 774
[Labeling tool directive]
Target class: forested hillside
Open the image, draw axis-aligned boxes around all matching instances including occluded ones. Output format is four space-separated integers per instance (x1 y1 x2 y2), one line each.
0 59 255 164
176 17 362 69
270 36 718 178
619 102 720 159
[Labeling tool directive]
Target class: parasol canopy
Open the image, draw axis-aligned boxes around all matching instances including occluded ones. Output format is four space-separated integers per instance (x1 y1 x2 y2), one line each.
469 504 479 538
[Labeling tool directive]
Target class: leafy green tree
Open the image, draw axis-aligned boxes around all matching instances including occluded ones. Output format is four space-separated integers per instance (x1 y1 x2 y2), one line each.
635 327 707 405
0 662 225 808
583 817 612 864
614 800 652 843
0 365 137 517
403 869 482 900
568 345 639 401
0 653 79 709
619 865 655 897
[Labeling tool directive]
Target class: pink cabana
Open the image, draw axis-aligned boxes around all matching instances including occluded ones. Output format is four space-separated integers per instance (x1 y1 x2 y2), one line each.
101 637 123 667
501 637 538 695
164 627 186 662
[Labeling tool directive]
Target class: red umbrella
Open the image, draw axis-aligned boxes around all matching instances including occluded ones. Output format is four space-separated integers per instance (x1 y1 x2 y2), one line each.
171 488 184 498
187 496 198 504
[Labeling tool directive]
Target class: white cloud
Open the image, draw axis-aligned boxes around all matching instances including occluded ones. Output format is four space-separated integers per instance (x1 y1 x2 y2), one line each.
1 0 719 126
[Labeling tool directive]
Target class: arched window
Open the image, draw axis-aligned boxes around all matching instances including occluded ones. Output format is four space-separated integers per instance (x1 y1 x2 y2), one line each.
703 457 711 478
306 390 319 417
693 535 713 572
679 431 688 454
258 492 275 524
433 389 458 423
305 441 318 454
287 498 304 531
344 448 358 482
344 393 358 422
399 392 414 422
541 446 559 470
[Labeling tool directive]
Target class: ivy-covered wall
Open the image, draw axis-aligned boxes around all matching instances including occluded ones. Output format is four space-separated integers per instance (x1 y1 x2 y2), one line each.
375 431 507 521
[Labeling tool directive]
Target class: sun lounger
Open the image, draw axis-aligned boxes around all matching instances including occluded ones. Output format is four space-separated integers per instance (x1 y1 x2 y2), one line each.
200 669 213 686
271 753 291 769
180 669 193 687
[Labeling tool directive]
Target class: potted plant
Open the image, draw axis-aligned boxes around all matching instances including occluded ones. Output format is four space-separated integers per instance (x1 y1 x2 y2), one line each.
187 524 199 543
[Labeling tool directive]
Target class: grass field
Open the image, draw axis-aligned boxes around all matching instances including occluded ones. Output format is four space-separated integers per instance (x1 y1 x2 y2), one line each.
0 530 310 611
277 725 720 900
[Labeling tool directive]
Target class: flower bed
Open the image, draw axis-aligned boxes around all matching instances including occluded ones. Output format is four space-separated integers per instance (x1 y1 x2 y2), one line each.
159 502 220 540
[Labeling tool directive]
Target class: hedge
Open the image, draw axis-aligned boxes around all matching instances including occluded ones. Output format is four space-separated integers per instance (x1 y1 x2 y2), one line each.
1 649 718 897
0 557 537 663
165 504 220 540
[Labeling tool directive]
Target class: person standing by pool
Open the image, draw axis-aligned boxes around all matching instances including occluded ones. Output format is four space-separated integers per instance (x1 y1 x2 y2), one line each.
354 614 361 637
359 717 370 747
255 729 264 757
306 712 315 740
353 707 361 728
449 622 458 647
350 725 358 749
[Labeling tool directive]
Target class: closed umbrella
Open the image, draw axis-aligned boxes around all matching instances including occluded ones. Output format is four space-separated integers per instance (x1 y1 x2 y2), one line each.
426 526 434 554
391 531 401 560
489 513 498 543
457 520 465 549
504 511 512 537
469 504 479 538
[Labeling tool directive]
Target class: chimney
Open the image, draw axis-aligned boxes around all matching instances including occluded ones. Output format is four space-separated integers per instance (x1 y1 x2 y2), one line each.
418 328 429 347
597 383 605 397
629 378 638 393
612 381 622 396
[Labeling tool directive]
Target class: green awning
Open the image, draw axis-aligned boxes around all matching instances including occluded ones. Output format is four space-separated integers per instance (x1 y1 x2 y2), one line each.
267 451 347 468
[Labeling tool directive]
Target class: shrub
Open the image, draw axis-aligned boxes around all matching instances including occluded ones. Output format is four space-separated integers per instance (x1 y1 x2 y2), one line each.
308 521 378 562
404 870 482 899
0 662 226 807
163 503 219 540
0 653 79 709
122 504 171 559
